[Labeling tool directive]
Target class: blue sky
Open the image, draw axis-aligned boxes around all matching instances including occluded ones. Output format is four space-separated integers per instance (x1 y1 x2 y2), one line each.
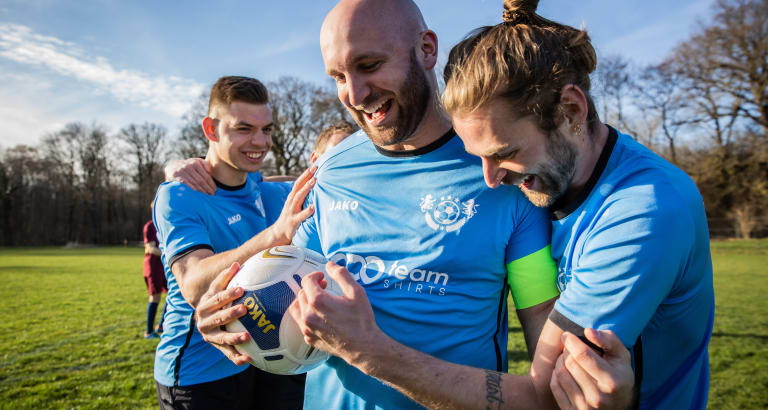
0 0 716 147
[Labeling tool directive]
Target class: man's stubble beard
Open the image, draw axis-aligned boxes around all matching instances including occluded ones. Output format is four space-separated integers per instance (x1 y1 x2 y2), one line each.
519 129 577 208
353 50 432 147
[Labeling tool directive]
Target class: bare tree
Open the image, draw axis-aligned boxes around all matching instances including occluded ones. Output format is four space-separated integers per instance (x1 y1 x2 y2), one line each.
118 122 169 232
673 0 768 141
594 55 645 140
176 91 210 159
633 62 693 164
267 77 349 175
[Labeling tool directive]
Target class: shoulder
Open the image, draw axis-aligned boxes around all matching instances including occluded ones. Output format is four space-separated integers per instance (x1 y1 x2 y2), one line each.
314 131 371 171
606 134 702 213
589 142 702 244
154 182 207 218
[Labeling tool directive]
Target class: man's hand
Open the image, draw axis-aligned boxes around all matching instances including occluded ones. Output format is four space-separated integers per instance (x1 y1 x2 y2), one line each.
550 329 634 410
195 263 252 366
267 166 317 244
289 261 381 365
165 158 216 195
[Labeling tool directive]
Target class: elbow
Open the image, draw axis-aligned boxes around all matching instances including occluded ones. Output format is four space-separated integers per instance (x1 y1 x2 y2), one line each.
179 282 202 308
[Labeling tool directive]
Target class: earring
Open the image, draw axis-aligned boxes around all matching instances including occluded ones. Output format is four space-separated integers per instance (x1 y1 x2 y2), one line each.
572 122 583 136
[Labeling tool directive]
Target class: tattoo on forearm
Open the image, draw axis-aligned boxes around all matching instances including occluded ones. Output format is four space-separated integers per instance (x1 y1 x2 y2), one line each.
484 370 504 410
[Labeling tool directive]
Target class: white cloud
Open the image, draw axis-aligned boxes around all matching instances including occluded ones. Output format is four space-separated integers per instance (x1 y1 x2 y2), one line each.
0 23 204 117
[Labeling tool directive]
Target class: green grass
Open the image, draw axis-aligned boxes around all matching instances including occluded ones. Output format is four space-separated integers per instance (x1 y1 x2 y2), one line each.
0 247 161 409
0 241 766 408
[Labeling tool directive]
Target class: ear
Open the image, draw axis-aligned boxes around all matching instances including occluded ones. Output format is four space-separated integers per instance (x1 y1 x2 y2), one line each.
202 117 218 142
310 151 318 163
417 30 439 70
558 84 589 131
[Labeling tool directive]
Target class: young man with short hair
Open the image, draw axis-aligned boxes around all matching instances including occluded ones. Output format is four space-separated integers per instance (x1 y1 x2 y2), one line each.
152 76 314 409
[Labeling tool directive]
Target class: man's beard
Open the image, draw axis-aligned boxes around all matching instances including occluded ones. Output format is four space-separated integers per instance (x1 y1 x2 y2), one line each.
518 129 577 208
352 50 431 147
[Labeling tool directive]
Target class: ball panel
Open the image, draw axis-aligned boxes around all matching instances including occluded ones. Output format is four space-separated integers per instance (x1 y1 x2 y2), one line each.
232 282 294 351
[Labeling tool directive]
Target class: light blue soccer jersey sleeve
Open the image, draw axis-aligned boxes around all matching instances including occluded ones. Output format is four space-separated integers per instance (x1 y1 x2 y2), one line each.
154 183 213 261
553 187 684 346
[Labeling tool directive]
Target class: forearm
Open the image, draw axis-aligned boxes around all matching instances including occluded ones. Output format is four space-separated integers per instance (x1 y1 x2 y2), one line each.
350 334 548 410
179 226 286 307
517 297 557 359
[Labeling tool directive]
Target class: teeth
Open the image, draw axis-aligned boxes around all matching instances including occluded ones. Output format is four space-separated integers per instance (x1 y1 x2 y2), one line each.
246 152 264 159
360 101 384 114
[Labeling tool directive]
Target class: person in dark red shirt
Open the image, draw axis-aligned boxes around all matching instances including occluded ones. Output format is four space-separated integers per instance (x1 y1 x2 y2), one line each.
143 219 167 339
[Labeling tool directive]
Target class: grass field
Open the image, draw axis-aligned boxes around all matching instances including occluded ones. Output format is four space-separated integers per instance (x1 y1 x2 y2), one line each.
0 241 766 409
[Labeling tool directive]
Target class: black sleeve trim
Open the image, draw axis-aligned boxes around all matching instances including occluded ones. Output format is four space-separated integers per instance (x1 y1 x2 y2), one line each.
168 244 214 268
548 309 605 356
631 336 643 409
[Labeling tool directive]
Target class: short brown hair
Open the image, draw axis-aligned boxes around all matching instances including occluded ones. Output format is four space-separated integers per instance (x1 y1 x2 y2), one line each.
314 121 356 156
442 0 599 134
208 76 269 116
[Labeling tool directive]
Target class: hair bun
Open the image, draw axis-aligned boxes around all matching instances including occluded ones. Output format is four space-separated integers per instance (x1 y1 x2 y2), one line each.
502 0 539 24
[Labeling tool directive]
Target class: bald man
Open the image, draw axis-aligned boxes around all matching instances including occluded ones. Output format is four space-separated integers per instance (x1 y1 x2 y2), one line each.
196 1 632 409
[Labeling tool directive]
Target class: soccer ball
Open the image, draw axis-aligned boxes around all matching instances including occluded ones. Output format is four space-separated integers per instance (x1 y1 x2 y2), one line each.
225 245 340 375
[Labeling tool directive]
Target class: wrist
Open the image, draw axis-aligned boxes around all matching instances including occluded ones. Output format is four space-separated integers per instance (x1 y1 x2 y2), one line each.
346 328 393 376
267 224 291 246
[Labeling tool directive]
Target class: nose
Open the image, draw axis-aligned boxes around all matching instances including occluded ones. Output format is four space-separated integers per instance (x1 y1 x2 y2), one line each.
343 74 371 108
481 156 504 189
252 129 271 148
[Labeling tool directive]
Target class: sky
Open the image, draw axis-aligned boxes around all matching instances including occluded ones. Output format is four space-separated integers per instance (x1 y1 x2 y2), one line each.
0 0 717 148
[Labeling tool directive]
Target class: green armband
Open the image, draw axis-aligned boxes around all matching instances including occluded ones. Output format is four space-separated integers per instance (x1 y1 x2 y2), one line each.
506 245 559 309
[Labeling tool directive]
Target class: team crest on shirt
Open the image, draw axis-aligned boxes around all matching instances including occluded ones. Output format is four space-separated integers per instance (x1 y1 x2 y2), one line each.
419 194 478 233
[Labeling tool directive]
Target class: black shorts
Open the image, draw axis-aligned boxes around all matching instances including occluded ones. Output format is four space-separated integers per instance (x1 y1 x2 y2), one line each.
156 366 306 410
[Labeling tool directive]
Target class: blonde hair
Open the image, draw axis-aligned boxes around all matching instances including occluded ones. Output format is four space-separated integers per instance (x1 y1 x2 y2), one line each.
314 121 356 156
442 0 599 133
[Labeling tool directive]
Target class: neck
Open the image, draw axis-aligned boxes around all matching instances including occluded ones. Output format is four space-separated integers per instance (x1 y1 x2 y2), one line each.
562 123 609 203
206 149 248 187
378 99 452 151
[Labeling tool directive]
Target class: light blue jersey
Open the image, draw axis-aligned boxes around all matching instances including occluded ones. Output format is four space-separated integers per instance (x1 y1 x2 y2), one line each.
152 175 290 387
549 127 714 409
294 130 558 409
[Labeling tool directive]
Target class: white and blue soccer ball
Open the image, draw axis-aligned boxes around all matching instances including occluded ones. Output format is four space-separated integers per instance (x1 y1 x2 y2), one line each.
225 245 340 375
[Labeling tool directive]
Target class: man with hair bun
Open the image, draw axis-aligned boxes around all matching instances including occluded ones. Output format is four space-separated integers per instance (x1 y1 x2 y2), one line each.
292 1 713 409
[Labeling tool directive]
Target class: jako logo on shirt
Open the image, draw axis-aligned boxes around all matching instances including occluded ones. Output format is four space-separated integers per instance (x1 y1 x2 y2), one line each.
329 199 359 211
228 214 242 225
419 193 478 233
330 252 449 296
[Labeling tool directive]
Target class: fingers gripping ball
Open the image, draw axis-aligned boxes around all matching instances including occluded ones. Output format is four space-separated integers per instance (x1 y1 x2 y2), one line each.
226 245 341 375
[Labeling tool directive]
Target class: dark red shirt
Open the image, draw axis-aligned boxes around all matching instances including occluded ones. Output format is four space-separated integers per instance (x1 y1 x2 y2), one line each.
143 220 164 279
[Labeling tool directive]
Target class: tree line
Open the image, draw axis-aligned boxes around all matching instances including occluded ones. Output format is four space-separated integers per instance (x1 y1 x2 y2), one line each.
0 0 765 245
0 77 348 246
